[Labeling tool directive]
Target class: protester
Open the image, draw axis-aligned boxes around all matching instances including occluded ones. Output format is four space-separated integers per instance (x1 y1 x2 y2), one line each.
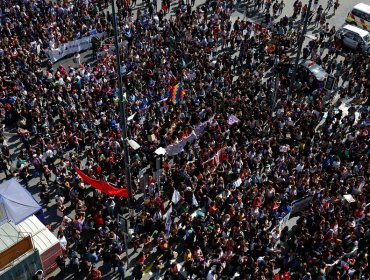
0 0 369 279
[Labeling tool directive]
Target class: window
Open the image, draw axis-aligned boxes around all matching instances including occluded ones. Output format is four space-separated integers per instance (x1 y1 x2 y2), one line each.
352 9 364 18
344 31 355 40
352 9 370 22
364 35 370 43
353 35 363 43
364 13 370 22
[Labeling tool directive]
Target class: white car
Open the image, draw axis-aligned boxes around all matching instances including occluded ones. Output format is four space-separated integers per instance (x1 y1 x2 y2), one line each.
336 24 370 54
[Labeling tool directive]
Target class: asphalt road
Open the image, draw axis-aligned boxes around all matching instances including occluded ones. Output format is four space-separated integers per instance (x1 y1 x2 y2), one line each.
0 0 365 279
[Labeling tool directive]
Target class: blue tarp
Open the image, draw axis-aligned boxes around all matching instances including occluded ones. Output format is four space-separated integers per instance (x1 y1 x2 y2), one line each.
0 178 41 225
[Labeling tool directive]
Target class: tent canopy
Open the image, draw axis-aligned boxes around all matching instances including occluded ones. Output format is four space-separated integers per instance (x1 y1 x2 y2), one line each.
0 179 41 226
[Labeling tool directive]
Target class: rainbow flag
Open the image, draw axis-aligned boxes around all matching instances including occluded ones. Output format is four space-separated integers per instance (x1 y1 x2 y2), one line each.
168 83 185 104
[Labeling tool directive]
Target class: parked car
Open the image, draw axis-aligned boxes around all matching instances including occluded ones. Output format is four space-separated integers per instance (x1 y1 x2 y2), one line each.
274 60 328 91
297 60 328 90
335 24 370 54
346 3 370 31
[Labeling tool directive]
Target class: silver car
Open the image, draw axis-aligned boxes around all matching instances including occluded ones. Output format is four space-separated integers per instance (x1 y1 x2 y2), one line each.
336 24 370 54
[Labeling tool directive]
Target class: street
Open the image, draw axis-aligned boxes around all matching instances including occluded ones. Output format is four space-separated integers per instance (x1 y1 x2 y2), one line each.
50 0 363 69
0 0 366 279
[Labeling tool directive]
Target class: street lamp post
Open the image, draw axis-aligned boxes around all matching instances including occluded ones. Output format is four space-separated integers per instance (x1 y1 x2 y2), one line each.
288 0 313 99
111 0 133 209
111 0 134 268
272 37 279 108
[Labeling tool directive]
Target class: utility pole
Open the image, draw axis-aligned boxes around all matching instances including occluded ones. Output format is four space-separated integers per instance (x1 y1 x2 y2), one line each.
111 0 133 209
272 37 279 108
117 214 130 266
288 0 313 99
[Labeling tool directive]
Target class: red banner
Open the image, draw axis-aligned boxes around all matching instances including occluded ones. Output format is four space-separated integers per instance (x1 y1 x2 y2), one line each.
75 167 128 197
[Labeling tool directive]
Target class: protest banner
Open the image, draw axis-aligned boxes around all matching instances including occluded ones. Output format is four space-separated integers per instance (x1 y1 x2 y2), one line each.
278 212 291 233
202 147 229 167
47 31 106 63
164 116 215 157
290 195 313 216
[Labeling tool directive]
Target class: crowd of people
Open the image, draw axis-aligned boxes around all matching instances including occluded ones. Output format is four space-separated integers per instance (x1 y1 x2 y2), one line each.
0 0 110 54
0 0 369 279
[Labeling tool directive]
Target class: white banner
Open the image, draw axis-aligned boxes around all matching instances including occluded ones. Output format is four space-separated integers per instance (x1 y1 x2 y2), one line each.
96 40 127 59
47 31 106 63
278 212 291 233
165 131 196 156
164 116 215 157
171 189 181 204
164 205 172 220
192 194 199 207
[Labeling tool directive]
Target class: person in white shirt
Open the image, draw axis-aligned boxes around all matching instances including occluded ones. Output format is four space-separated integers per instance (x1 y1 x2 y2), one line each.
58 233 67 252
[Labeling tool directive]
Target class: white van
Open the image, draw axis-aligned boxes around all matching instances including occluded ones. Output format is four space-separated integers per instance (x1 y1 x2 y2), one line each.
346 3 370 31
336 24 370 54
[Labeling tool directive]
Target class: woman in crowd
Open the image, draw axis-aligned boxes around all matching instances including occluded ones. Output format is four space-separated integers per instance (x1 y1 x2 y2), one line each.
0 0 369 279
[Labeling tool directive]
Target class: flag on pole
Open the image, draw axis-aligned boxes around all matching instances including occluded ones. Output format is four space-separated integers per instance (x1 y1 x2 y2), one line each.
192 194 199 207
227 114 240 125
160 98 168 112
163 205 172 221
164 205 173 235
165 217 172 235
168 83 186 105
171 189 181 204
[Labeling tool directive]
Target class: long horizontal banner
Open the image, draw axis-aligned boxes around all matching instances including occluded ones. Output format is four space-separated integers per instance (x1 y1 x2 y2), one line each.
156 116 214 157
165 131 197 156
47 31 106 63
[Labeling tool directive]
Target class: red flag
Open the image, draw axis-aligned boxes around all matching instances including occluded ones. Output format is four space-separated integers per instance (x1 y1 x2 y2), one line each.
75 167 128 197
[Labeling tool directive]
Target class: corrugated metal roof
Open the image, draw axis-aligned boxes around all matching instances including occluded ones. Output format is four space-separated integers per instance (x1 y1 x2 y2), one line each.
0 222 26 252
16 215 59 254
0 215 59 255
